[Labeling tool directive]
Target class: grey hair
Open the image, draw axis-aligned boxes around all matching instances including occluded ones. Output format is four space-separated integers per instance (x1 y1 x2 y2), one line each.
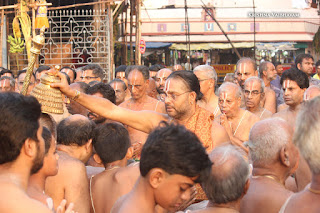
248 118 289 165
193 65 217 82
0 76 15 88
125 65 150 81
218 82 242 98
244 76 265 93
202 145 250 204
235 57 257 73
259 61 272 78
294 96 320 175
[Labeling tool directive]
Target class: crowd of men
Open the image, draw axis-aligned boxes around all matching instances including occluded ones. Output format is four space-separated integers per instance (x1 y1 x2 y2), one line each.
1 53 320 213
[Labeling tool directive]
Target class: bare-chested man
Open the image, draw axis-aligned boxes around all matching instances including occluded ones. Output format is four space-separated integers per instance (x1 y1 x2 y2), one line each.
192 145 250 213
0 93 52 213
280 96 320 213
235 57 258 89
244 77 273 120
120 65 166 158
215 82 260 152
272 68 309 128
147 77 158 99
303 85 320 101
28 127 59 210
259 61 277 113
111 123 212 213
90 123 139 213
155 68 172 101
194 65 221 117
240 118 299 213
51 70 229 153
45 115 96 213
109 79 127 105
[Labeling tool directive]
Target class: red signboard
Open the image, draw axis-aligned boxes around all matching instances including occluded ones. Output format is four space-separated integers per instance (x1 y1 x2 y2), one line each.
139 38 146 54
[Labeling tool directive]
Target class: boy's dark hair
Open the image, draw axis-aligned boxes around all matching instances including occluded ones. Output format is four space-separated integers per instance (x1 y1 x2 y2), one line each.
140 122 212 182
93 123 131 165
42 126 53 154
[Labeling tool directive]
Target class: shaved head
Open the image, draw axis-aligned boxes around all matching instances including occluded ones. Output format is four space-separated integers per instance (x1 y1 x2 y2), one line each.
304 85 320 101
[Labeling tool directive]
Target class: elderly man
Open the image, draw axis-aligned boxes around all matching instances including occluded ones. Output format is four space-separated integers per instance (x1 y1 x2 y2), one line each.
304 85 320 101
45 115 96 213
80 64 105 84
195 145 250 213
279 96 320 213
235 57 258 89
259 61 277 113
215 82 260 152
0 93 52 212
273 68 309 128
51 70 229 153
244 77 273 120
0 76 15 92
109 79 127 105
155 68 173 101
194 65 221 117
240 118 299 213
65 82 89 116
119 65 166 158
295 53 320 86
115 65 131 101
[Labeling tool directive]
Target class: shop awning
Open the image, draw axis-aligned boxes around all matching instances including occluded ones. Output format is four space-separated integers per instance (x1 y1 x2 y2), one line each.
127 42 172 48
256 42 298 51
169 42 254 50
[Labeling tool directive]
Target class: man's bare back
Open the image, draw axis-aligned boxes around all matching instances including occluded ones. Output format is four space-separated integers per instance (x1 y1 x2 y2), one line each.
240 177 293 213
272 108 299 129
90 164 140 213
260 87 276 113
45 151 90 213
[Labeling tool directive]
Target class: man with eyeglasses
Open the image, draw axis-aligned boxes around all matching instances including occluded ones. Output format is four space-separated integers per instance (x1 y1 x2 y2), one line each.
215 82 260 153
51 70 229 153
244 77 272 120
259 61 277 113
273 68 309 129
80 64 105 84
295 53 320 86
194 65 221 117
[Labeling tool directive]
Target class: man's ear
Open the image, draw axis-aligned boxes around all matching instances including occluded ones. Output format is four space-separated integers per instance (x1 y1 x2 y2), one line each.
93 153 102 164
189 91 197 105
23 138 37 158
263 70 267 78
297 63 302 70
243 179 250 195
260 92 265 99
280 145 290 167
85 139 93 152
149 168 166 189
125 147 134 160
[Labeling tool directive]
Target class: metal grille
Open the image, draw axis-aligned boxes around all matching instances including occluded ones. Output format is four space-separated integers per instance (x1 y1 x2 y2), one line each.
39 9 111 77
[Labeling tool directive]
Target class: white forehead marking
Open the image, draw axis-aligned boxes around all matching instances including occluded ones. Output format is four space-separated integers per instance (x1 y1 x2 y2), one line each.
114 82 119 90
165 79 171 92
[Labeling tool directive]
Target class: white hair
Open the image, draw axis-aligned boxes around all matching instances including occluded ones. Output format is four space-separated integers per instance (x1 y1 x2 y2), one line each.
193 65 217 82
218 82 242 98
294 96 320 174
248 118 289 165
244 76 265 93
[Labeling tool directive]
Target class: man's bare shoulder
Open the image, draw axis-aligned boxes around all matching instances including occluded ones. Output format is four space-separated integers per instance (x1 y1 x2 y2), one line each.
265 87 276 95
272 108 287 118
261 109 273 120
0 182 51 213
246 110 260 124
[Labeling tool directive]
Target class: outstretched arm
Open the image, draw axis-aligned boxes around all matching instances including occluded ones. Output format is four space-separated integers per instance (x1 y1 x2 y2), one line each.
51 72 167 133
